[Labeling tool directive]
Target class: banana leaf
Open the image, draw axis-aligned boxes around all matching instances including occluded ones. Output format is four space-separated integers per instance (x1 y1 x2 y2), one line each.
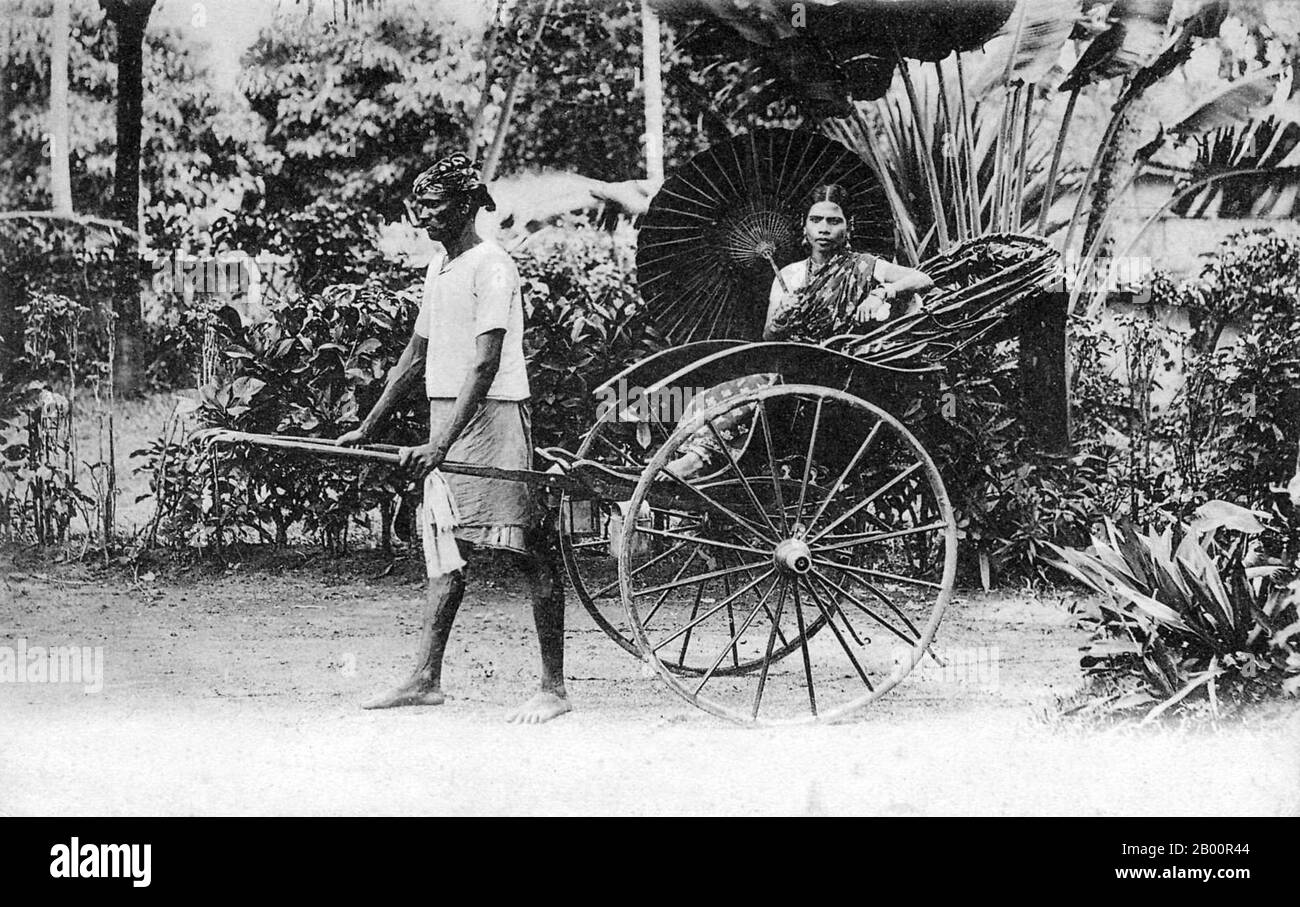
970 0 1081 94
1058 0 1173 92
1169 66 1292 138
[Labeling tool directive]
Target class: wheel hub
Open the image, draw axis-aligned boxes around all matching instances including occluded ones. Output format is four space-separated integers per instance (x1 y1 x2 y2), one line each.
773 537 812 575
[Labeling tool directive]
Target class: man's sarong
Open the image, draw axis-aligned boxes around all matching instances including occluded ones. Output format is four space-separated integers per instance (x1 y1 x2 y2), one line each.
424 398 536 560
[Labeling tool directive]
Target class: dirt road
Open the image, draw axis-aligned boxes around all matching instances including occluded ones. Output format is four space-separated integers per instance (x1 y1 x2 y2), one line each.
1 548 1296 816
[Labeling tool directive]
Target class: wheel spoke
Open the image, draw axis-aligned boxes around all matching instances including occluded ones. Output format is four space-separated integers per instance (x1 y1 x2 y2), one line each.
800 576 874 692
704 416 780 538
658 465 778 545
632 524 767 556
808 571 868 646
644 549 701 628
794 395 825 526
811 557 943 591
676 569 710 665
756 401 789 535
634 557 769 599
720 542 740 669
651 568 775 653
813 519 948 555
810 568 916 646
804 420 882 534
725 596 741 669
792 581 817 716
819 510 895 537
692 575 780 696
751 577 789 719
816 554 925 639
592 540 688 599
721 549 790 649
809 461 924 543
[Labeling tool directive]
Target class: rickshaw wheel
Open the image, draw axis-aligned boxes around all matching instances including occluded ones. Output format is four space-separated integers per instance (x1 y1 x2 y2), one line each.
558 414 649 660
560 406 827 675
619 383 958 725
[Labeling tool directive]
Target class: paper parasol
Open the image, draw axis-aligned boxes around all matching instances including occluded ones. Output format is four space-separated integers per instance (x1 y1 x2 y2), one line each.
636 129 891 343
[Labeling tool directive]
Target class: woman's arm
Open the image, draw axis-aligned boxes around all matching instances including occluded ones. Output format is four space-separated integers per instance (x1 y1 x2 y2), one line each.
873 258 935 299
763 271 801 340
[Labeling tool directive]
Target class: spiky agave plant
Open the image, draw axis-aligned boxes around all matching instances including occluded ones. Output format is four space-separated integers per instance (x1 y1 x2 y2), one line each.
1047 500 1300 720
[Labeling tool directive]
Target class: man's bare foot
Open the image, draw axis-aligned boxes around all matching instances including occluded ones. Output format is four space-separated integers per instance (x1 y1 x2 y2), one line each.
361 679 446 709
505 690 572 724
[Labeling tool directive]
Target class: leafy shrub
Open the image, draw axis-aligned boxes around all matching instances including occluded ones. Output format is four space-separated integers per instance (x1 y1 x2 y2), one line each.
135 280 423 550
13 291 101 385
1158 232 1300 528
983 228 1300 587
1067 229 1300 547
0 382 91 544
210 199 401 297
1 217 237 394
517 228 666 451
0 219 118 385
927 340 1108 585
1048 501 1300 720
141 227 665 551
142 293 219 390
1062 308 1210 531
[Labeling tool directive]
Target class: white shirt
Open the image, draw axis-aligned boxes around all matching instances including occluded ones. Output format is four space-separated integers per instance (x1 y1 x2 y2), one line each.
414 240 529 401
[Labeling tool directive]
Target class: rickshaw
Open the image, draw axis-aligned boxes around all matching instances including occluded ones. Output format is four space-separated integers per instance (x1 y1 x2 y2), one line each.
210 130 1060 725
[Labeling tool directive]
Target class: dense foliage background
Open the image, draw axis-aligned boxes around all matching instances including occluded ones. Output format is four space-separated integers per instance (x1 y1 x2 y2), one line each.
1 0 1298 598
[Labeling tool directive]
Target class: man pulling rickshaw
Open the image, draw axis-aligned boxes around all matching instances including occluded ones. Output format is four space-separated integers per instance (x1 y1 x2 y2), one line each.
204 129 1060 724
338 153 570 724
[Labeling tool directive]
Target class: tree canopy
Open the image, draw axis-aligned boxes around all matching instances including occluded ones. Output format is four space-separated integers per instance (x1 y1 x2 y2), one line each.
0 0 259 227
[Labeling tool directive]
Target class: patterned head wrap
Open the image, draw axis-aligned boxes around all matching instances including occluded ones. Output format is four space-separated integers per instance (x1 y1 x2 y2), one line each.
411 152 495 215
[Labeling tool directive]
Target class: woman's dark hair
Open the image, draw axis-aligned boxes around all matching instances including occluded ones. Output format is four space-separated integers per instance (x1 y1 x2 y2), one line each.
804 183 851 216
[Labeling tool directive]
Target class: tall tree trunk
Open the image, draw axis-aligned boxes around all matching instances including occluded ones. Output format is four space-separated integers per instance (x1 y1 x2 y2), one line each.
482 0 554 184
467 0 504 154
49 0 73 216
100 0 155 398
640 0 664 184
481 69 522 184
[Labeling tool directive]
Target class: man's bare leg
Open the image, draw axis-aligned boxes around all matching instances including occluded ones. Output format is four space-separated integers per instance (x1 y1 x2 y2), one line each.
506 528 571 724
363 564 468 709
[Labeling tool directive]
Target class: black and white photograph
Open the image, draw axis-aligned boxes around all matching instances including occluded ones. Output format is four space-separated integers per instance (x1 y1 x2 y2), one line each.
0 0 1297 834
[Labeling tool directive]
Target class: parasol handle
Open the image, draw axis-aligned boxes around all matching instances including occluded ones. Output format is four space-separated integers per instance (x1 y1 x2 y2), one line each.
762 249 790 294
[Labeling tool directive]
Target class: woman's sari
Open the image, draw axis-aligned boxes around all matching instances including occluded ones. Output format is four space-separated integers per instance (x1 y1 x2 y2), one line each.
768 251 879 342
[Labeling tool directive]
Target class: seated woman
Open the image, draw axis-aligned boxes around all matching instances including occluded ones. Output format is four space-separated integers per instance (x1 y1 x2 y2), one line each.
664 183 934 481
